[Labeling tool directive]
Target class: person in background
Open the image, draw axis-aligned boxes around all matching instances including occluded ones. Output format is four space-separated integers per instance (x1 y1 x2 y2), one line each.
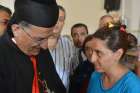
126 33 140 77
0 5 12 36
123 33 138 70
0 0 66 93
87 24 140 93
110 11 121 24
69 35 94 93
99 14 114 28
127 33 138 49
71 23 88 70
136 46 140 76
41 5 74 91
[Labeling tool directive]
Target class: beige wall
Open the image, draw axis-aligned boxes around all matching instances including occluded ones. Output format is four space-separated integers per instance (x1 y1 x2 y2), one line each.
0 0 14 12
57 0 106 35
0 0 107 35
1 0 139 44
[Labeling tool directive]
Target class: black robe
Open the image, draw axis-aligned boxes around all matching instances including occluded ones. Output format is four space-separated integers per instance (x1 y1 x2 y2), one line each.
0 33 66 93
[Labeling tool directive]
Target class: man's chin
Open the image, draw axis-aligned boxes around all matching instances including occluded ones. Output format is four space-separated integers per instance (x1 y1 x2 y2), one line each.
76 44 83 48
29 49 40 56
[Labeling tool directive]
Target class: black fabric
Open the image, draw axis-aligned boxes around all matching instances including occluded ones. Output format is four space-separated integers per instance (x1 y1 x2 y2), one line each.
32 0 56 4
104 0 121 13
7 14 17 37
14 0 59 27
37 49 66 93
69 60 94 93
78 49 83 63
0 32 66 93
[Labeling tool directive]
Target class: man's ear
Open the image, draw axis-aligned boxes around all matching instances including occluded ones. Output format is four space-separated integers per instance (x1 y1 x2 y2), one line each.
11 24 21 36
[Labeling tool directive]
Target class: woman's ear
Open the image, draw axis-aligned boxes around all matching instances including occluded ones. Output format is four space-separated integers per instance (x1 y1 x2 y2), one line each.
115 48 124 60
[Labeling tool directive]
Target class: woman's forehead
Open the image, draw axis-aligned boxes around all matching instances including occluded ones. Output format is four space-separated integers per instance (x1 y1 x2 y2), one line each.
86 38 107 48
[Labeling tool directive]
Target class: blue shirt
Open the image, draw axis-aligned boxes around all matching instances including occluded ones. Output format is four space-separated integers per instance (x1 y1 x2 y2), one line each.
87 71 140 93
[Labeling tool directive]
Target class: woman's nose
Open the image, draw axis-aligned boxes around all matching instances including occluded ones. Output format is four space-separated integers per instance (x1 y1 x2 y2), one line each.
90 51 98 64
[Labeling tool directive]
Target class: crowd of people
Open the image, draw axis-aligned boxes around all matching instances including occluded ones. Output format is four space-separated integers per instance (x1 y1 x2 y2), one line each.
0 0 140 93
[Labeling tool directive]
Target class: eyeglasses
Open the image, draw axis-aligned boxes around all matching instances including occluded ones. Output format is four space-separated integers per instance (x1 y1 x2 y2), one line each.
0 19 9 25
20 26 47 45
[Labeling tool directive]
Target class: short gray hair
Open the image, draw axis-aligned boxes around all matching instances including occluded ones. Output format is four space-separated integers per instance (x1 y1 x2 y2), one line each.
18 21 31 29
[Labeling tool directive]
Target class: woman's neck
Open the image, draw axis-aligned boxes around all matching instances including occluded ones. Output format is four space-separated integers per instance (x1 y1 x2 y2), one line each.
102 64 129 89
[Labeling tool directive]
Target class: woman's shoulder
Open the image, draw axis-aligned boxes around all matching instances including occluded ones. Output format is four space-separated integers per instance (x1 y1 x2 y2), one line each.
123 71 140 92
126 71 140 82
90 71 102 80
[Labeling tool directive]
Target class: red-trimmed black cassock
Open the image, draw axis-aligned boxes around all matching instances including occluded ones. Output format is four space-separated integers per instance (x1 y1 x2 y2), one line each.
0 0 66 92
0 32 66 93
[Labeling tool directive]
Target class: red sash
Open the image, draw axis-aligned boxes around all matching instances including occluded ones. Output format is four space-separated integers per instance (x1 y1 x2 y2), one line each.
30 56 40 93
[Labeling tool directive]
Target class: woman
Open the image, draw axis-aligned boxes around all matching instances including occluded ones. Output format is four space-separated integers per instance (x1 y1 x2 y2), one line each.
87 25 140 93
69 35 94 93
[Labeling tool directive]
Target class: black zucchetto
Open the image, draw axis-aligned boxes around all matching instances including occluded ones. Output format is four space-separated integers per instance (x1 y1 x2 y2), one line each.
14 0 59 27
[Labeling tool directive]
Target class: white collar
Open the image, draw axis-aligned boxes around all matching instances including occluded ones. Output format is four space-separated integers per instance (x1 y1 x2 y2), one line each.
11 38 17 44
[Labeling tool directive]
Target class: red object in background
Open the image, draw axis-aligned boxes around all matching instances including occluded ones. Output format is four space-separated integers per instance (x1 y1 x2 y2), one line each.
120 24 126 32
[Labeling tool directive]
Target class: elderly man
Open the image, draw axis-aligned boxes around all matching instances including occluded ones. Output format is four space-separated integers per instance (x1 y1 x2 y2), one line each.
99 14 114 28
0 0 66 93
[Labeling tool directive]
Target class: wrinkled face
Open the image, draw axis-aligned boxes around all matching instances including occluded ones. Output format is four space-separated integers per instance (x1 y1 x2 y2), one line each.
12 24 54 56
87 37 118 72
46 35 59 49
0 10 10 36
71 27 88 48
99 17 113 28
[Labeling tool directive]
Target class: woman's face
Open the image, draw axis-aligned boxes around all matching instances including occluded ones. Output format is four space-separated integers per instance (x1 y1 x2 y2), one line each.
84 41 94 61
87 37 118 72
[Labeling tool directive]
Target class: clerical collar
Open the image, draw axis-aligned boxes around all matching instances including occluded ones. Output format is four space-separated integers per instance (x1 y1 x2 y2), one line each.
11 38 17 44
